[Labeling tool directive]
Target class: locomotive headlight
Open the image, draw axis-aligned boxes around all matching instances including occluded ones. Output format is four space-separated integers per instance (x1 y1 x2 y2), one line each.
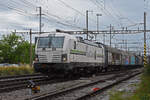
35 58 39 61
61 54 67 62
34 55 39 62
63 57 66 61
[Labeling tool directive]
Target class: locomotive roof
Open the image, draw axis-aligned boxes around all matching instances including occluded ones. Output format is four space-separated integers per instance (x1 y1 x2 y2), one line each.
38 32 138 56
38 32 77 40
106 45 137 56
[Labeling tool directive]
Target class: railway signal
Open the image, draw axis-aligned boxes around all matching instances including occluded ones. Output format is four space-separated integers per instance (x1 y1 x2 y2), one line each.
27 80 40 94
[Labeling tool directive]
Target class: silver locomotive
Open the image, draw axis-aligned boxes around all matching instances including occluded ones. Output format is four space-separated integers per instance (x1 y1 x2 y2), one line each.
34 32 143 75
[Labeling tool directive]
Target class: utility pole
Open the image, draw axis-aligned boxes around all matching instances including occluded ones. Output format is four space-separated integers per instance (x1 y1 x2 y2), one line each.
29 29 33 67
144 12 147 66
96 14 102 41
37 7 42 35
86 10 88 40
103 33 105 44
96 14 99 41
86 10 93 40
125 40 128 51
39 7 42 35
14 29 16 33
110 24 112 47
96 14 99 32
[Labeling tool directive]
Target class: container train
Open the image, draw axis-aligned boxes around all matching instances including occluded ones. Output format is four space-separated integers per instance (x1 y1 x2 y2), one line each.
33 32 143 76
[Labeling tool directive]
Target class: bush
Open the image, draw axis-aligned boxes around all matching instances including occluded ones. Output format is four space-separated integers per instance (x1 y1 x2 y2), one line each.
110 91 126 100
0 65 35 76
143 64 150 76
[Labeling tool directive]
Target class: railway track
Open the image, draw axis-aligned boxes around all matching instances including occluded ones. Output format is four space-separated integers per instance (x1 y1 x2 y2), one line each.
0 73 48 93
0 73 42 80
75 71 141 100
0 73 81 94
0 69 130 94
25 68 142 100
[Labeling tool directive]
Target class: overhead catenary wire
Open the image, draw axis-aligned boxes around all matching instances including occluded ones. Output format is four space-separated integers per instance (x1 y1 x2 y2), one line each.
109 0 144 29
28 0 86 29
89 0 123 27
44 14 84 29
91 0 142 29
109 0 136 25
0 0 84 30
56 0 98 24
25 0 85 29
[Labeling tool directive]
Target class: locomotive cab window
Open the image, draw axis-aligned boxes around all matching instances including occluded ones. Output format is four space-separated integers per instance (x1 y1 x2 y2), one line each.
37 36 64 48
37 37 49 48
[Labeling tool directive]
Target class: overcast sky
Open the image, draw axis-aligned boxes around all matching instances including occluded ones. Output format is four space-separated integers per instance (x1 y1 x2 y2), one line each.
0 0 150 53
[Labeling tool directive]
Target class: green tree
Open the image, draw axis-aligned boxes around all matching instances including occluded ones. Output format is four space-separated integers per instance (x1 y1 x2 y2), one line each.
15 41 35 64
0 33 35 64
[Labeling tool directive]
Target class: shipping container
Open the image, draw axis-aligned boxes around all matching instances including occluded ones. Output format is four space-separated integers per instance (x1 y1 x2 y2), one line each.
125 56 130 65
130 56 135 65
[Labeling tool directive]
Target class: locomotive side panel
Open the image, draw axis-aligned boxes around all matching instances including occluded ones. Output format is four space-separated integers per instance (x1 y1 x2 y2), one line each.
69 41 105 64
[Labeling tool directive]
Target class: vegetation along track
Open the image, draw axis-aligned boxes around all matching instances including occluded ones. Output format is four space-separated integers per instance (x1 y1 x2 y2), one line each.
25 68 142 100
0 73 67 93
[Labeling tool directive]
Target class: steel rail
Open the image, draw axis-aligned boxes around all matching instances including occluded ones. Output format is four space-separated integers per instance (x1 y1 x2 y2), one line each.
25 69 136 100
75 71 142 100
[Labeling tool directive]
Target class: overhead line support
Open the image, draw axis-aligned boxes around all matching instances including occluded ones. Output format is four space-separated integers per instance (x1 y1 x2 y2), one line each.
86 10 89 40
59 30 150 35
29 29 32 67
144 12 147 66
37 7 44 35
110 24 112 47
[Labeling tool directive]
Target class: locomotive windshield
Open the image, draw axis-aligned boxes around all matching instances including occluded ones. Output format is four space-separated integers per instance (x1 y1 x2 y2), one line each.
37 37 64 48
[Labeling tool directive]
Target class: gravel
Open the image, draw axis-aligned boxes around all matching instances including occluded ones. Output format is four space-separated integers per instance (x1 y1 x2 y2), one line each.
0 70 140 100
90 74 141 100
0 74 113 100
50 74 127 100
0 80 86 100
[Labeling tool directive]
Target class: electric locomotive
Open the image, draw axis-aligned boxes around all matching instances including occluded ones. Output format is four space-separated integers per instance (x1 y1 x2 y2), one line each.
34 32 143 76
